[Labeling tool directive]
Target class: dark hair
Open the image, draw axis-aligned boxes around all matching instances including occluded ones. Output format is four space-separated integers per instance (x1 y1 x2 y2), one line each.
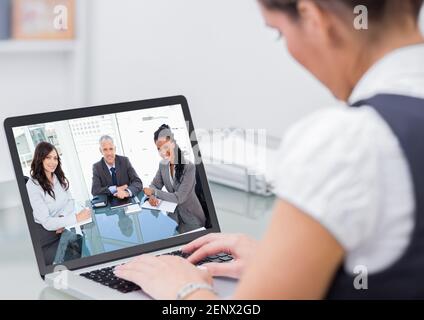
154 124 185 184
260 0 423 22
30 142 69 199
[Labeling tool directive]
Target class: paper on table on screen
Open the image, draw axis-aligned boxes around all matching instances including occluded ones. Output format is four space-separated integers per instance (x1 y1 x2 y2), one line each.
65 216 93 230
124 204 142 215
141 199 177 213
63 201 93 230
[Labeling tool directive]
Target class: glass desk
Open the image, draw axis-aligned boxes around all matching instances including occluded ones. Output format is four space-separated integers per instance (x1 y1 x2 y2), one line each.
0 182 276 299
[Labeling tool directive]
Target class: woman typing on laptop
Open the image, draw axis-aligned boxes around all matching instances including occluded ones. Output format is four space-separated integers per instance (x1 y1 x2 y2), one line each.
115 0 424 299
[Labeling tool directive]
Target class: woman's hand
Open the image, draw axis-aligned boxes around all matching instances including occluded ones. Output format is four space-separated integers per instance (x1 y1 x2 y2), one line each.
148 196 160 207
182 233 259 279
114 254 213 300
143 187 154 196
76 208 91 223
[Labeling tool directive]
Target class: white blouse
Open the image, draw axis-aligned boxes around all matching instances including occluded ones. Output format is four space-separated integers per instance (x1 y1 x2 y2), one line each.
26 174 78 231
274 44 424 274
169 164 175 187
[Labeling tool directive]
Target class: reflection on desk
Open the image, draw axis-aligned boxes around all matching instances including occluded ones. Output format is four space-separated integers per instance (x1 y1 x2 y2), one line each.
39 287 77 300
53 193 187 265
209 183 275 220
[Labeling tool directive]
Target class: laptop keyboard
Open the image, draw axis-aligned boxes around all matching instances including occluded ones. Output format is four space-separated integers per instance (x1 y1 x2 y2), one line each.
79 250 234 294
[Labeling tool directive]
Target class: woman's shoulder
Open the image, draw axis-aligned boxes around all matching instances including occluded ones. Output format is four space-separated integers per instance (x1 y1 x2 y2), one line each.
289 103 378 131
26 176 38 185
182 160 195 173
283 103 391 152
26 177 42 192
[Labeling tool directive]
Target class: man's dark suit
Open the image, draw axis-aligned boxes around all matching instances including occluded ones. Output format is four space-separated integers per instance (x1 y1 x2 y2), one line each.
91 155 143 197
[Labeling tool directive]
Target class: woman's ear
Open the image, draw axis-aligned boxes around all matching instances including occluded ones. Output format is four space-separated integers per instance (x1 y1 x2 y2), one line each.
297 0 332 43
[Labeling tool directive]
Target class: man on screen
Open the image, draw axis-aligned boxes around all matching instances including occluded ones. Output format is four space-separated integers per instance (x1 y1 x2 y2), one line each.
91 135 143 199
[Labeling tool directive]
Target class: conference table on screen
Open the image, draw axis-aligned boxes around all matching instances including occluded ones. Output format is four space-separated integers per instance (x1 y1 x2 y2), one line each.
52 192 184 264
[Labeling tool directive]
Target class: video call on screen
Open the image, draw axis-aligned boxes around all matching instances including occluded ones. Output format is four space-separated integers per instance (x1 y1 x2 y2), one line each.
12 104 210 265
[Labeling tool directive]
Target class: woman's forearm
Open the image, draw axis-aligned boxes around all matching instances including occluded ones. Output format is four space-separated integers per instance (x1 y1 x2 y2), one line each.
155 189 179 203
41 213 77 231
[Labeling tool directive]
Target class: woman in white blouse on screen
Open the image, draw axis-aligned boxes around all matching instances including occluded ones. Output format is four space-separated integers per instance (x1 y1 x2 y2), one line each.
26 142 91 232
26 142 92 265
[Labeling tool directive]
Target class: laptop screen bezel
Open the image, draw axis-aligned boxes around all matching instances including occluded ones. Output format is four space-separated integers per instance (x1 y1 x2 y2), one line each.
4 95 221 277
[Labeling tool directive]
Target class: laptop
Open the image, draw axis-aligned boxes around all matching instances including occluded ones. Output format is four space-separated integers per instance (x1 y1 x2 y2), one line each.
4 96 237 300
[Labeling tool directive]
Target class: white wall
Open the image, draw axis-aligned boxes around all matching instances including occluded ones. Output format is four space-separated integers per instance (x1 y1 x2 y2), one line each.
0 52 75 183
87 0 336 137
0 1 88 184
87 0 424 150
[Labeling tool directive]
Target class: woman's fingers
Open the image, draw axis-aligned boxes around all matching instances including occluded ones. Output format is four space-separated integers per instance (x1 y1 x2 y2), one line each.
127 254 162 267
148 196 158 206
115 257 158 282
187 240 231 264
143 188 153 196
182 233 221 253
114 268 146 285
202 262 240 279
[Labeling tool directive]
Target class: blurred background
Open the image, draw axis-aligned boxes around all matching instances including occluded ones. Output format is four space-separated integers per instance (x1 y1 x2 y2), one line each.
1 0 422 204
0 0 423 298
0 0 342 203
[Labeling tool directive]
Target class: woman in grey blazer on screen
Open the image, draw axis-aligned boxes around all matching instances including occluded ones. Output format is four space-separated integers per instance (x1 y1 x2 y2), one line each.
143 124 206 233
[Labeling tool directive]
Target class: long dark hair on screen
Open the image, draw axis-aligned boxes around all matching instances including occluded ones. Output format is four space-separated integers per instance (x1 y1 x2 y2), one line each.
30 142 69 199
154 124 185 184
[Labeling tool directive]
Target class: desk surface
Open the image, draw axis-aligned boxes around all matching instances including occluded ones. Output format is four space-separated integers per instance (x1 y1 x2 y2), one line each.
0 183 275 299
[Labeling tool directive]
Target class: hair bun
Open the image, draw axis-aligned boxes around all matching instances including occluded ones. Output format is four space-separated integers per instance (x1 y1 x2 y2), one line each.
154 124 175 141
159 124 170 130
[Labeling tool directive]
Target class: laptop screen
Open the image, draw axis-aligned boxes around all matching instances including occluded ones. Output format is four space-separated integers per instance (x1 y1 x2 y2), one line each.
4 96 219 275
